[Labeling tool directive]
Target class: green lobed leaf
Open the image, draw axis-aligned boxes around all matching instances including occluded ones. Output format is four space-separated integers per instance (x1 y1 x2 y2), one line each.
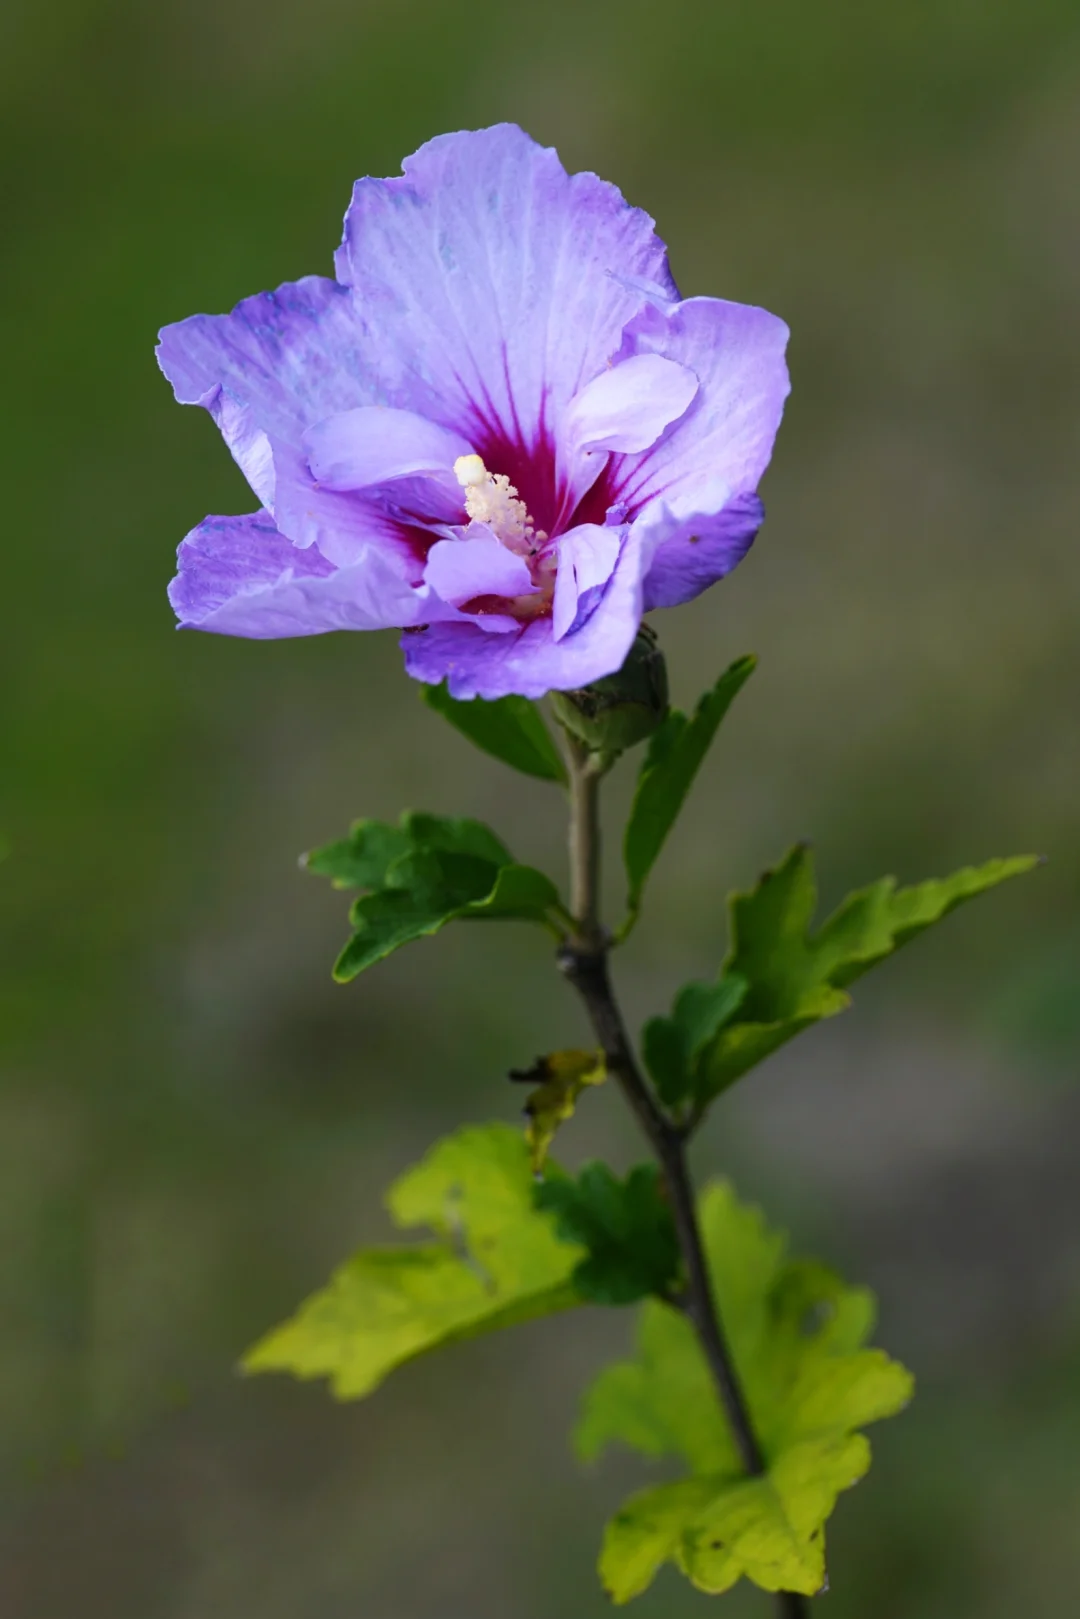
602 1436 870 1601
642 975 748 1109
421 681 568 784
535 1163 681 1306
578 1181 912 1601
303 818 413 890
302 811 563 981
599 1477 723 1604
674 977 750 1057
333 854 562 980
397 811 511 865
696 845 1041 1101
304 811 510 891
621 656 756 926
242 1125 584 1399
462 861 562 922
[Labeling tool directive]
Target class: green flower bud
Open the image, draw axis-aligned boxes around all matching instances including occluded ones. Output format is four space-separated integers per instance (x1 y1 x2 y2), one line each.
550 624 669 763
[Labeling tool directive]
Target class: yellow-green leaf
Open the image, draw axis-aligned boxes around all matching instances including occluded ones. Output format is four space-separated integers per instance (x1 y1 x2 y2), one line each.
602 1433 869 1602
580 1182 913 1601
510 1049 606 1171
599 1477 723 1603
243 1125 584 1398
683 1434 871 1594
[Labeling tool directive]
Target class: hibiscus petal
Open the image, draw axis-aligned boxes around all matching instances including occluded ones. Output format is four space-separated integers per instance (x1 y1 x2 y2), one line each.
156 276 373 504
424 528 536 607
637 490 764 611
303 407 471 492
403 527 656 701
607 295 789 606
551 524 622 641
613 296 789 507
334 124 676 448
270 440 449 571
565 354 698 455
169 511 429 638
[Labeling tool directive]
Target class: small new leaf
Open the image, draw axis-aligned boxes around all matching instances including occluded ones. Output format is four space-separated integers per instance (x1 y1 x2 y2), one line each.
242 1125 583 1399
579 1182 913 1601
510 1049 607 1172
421 681 567 784
304 811 564 980
622 656 756 927
697 845 1040 1101
535 1163 681 1306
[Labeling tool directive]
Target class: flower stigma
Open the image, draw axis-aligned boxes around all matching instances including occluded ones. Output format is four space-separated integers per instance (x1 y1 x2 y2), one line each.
454 454 547 555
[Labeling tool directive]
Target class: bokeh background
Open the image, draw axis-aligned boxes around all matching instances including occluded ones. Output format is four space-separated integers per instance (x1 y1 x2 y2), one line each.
3 2 1080 1614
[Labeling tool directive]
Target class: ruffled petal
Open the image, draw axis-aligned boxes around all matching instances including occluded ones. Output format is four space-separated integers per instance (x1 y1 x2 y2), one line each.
551 524 622 641
402 526 654 700
602 295 789 607
303 407 471 493
637 490 764 611
169 511 431 638
156 277 373 504
424 528 537 607
565 354 697 456
610 296 789 509
334 125 676 450
264 440 434 574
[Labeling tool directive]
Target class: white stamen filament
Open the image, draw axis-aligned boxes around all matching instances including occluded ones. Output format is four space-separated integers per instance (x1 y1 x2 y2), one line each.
454 454 547 555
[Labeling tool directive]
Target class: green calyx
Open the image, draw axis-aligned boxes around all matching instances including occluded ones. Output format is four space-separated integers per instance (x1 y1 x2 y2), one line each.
550 624 669 763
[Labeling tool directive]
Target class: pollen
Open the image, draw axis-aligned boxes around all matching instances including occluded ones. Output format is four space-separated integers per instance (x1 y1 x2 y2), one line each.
453 454 546 554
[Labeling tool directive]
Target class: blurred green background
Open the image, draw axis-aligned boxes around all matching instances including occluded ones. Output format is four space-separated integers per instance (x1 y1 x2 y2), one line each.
3 1 1080 1613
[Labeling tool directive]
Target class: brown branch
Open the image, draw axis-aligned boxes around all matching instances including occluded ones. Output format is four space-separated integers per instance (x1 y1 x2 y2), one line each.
557 737 813 1614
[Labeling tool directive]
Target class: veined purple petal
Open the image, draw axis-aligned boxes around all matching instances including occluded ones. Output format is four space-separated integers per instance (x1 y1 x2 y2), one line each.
424 528 537 607
605 295 789 607
565 354 698 455
157 277 373 504
170 511 431 638
269 440 439 572
303 407 471 493
334 125 676 450
551 524 622 641
612 296 789 513
638 490 764 611
403 526 655 700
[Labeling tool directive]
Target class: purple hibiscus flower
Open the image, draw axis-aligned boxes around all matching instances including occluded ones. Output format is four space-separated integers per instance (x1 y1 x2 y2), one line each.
158 125 789 700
